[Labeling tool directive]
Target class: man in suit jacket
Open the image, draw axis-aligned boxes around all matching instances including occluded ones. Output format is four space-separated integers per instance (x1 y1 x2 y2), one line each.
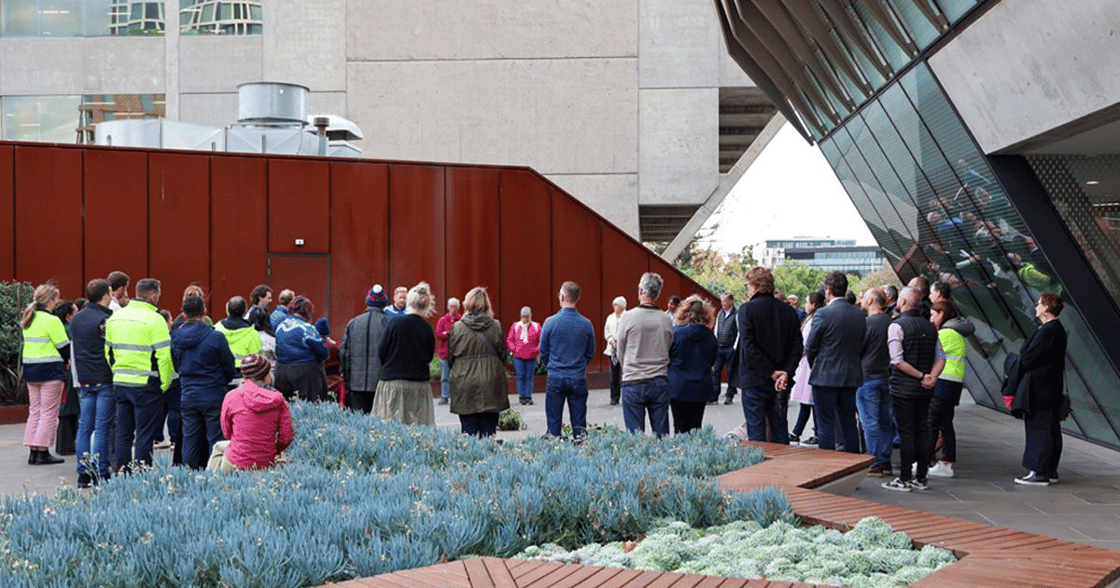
805 272 866 453
737 267 802 444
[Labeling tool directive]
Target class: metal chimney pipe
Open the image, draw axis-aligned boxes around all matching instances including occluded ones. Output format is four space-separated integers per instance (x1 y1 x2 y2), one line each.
314 116 330 156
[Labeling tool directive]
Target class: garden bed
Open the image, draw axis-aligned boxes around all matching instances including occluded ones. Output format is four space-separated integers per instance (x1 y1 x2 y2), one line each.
0 402 789 587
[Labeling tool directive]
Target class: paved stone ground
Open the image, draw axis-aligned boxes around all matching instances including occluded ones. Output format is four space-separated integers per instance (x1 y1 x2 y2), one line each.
2 387 1118 549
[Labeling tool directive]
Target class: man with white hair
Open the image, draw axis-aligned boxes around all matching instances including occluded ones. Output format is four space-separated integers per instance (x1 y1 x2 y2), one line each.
616 272 674 437
434 297 462 405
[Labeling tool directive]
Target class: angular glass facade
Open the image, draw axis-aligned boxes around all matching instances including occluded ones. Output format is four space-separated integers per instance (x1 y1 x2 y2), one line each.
820 63 1120 448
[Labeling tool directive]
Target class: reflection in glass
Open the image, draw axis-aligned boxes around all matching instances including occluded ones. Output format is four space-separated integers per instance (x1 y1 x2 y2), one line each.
819 62 1120 448
1 94 165 143
180 0 261 35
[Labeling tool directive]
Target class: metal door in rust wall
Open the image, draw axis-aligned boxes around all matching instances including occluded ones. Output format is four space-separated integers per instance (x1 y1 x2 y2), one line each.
269 255 331 327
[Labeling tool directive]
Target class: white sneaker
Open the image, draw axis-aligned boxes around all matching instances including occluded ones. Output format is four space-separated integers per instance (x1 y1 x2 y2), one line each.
927 461 955 478
724 424 748 440
153 440 172 450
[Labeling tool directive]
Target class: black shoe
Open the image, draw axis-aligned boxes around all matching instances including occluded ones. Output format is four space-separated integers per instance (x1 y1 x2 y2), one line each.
706 399 718 405
28 448 36 465
723 397 734 405
610 400 619 406
518 398 526 405
77 473 92 489
32 450 64 465
437 398 449 405
1015 471 1050 486
526 398 534 406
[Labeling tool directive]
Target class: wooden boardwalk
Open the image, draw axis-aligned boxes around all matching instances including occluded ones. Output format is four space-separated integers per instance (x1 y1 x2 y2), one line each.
323 441 1120 588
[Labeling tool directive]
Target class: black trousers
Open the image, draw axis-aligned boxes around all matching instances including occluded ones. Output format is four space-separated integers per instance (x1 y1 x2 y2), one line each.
891 395 930 482
1022 407 1062 476
609 359 622 403
275 361 328 402
927 396 957 463
347 389 375 414
670 399 706 434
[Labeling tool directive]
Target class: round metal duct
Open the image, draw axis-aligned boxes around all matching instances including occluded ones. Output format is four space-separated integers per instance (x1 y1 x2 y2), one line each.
238 82 310 124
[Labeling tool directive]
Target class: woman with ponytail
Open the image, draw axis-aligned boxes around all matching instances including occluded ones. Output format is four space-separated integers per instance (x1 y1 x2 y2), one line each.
21 284 70 465
373 282 437 425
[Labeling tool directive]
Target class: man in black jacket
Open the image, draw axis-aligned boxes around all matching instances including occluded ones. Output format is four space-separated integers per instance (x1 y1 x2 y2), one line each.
70 279 116 487
736 267 802 443
805 272 865 454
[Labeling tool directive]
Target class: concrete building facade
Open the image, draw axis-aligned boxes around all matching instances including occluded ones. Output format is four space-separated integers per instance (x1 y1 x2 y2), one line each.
715 0 1120 450
0 0 780 243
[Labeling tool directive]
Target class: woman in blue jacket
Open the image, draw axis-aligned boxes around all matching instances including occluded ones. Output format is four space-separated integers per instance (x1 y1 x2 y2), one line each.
668 295 718 434
274 297 329 402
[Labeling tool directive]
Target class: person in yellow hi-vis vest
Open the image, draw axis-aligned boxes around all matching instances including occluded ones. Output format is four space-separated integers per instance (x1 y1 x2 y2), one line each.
105 278 173 470
214 296 263 386
21 283 70 466
925 300 974 479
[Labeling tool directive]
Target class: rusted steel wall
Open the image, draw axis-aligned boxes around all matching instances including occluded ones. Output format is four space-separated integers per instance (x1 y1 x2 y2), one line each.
0 142 715 368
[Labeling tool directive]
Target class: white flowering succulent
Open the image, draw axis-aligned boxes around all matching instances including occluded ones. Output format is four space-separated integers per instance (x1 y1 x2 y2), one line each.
514 516 955 587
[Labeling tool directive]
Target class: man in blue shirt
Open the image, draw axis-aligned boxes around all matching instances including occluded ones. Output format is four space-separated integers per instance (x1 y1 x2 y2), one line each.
539 281 596 439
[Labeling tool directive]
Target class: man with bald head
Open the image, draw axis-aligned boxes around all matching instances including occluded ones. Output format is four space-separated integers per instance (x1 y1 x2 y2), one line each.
881 287 946 493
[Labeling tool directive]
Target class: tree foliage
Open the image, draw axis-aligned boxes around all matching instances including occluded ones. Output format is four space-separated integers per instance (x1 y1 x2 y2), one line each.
0 281 32 405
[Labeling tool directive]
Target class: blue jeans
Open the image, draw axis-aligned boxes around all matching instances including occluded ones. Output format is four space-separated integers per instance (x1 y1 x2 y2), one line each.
711 346 737 401
115 385 163 469
180 398 223 469
439 358 451 400
621 376 669 438
76 384 115 477
513 357 535 399
856 379 894 467
812 385 859 453
545 375 589 437
459 413 500 438
742 386 789 443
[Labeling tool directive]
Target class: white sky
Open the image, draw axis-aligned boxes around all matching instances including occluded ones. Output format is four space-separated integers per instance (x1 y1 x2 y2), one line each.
700 122 876 255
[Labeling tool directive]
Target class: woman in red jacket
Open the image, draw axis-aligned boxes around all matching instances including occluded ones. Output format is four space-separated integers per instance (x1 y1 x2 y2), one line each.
507 306 542 405
217 354 294 471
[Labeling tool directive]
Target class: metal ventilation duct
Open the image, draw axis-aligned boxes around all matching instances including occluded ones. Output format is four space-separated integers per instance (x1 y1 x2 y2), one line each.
237 82 309 125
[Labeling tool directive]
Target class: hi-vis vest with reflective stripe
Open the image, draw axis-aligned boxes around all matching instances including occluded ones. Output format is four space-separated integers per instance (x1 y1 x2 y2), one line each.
22 311 69 364
938 327 966 383
214 323 263 367
104 300 173 390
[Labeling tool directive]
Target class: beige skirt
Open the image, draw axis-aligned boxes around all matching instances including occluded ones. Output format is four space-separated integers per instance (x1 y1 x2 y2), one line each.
372 379 436 426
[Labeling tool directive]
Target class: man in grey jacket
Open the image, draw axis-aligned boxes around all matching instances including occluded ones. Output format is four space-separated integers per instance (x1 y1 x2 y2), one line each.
340 285 391 413
616 272 674 437
805 272 866 454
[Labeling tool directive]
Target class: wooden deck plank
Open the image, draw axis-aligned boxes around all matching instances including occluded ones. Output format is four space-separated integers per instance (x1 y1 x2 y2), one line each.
481 557 519 588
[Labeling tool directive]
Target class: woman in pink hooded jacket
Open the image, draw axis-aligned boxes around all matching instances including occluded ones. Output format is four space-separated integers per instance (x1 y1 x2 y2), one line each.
218 353 294 470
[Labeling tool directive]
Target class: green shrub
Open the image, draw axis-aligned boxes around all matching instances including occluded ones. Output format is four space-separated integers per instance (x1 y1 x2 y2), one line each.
0 281 32 405
0 401 788 587
516 516 955 587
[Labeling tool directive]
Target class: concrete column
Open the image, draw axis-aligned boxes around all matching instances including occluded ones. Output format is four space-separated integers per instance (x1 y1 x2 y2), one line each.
660 112 785 262
164 0 180 120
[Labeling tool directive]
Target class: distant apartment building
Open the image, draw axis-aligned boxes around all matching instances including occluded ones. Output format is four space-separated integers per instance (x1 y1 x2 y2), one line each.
754 238 886 275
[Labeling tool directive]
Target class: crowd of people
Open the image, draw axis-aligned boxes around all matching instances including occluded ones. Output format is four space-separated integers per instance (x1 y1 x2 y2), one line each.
20 263 1068 491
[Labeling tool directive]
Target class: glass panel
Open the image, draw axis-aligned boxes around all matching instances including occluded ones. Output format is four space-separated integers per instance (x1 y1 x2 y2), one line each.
1 0 39 36
82 0 113 36
933 0 978 22
851 3 910 70
890 0 939 47
2 95 81 143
